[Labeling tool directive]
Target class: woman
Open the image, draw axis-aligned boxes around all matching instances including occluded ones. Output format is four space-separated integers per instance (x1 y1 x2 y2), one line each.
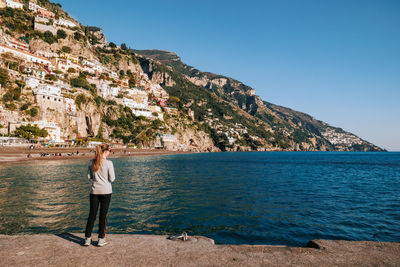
84 144 116 247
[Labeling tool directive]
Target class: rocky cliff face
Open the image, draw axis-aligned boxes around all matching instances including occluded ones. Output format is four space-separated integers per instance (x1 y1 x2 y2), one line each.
134 49 384 152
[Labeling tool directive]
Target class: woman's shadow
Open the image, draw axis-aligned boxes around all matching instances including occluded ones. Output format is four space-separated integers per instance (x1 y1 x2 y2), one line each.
55 233 96 246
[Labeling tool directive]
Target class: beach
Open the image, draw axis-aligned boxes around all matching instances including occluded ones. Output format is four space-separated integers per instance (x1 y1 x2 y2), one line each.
0 147 191 165
1 234 399 266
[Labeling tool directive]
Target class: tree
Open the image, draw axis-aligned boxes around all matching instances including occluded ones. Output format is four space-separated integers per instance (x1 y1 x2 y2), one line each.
74 32 82 41
14 124 48 139
0 68 9 87
45 74 57 81
61 46 72 53
70 77 90 89
57 29 67 39
43 31 57 44
128 77 136 88
29 107 38 117
121 43 127 50
119 70 125 77
109 42 116 48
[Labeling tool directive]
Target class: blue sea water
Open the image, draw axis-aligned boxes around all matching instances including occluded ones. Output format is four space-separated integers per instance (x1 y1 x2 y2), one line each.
0 152 399 246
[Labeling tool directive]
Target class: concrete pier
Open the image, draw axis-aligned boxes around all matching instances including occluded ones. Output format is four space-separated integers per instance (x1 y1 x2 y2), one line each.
1 234 399 266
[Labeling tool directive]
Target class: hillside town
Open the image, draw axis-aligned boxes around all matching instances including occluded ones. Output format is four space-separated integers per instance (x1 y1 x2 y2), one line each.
0 0 184 149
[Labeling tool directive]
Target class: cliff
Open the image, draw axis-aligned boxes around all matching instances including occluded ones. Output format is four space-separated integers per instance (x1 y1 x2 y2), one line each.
0 2 384 152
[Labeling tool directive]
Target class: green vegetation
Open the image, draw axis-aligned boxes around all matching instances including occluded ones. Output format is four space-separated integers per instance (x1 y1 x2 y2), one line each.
0 7 34 34
61 46 72 53
14 124 48 139
102 106 164 145
45 74 58 81
74 31 83 41
28 107 38 117
2 87 21 103
57 29 67 39
70 74 96 93
75 93 89 109
0 68 9 88
42 31 57 44
20 103 30 111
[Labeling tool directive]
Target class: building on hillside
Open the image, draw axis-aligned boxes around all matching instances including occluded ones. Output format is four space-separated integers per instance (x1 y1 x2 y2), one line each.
8 121 62 142
5 37 29 52
81 59 95 68
58 53 80 64
126 88 148 105
98 84 119 98
28 1 43 12
155 133 176 149
55 18 76 28
25 76 40 88
34 22 57 34
34 16 49 24
153 97 167 107
87 141 102 148
110 71 118 80
123 97 153 118
164 107 178 115
33 49 58 59
123 97 148 110
37 8 55 19
33 83 62 98
51 58 82 72
0 44 52 66
0 1 5 8
149 105 163 120
0 137 29 147
4 0 23 9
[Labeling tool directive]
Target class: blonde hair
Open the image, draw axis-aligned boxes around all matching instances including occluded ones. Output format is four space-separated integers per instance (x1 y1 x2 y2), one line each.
93 144 110 172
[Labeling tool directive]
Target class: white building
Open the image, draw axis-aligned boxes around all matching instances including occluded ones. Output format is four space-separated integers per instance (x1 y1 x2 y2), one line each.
33 49 58 59
52 58 81 72
123 97 148 110
0 45 52 66
123 97 153 118
28 1 41 12
55 18 76 28
33 84 61 97
110 71 119 80
5 36 29 52
25 76 40 89
8 121 62 142
99 84 119 98
5 0 23 9
126 88 148 104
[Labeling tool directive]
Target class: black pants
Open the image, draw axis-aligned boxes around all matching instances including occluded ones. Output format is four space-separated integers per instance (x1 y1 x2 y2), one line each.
85 194 111 238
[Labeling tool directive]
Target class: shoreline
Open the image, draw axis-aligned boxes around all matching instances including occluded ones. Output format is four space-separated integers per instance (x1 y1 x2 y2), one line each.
0 147 193 166
1 234 399 266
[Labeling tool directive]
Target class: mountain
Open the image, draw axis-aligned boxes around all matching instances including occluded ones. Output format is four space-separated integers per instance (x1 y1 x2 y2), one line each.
0 1 384 152
134 49 384 151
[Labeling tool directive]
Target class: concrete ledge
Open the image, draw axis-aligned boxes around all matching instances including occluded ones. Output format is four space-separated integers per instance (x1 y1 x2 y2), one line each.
0 234 399 266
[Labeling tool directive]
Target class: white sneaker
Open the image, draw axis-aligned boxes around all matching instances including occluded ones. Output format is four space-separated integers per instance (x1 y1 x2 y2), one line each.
98 238 108 247
84 237 91 246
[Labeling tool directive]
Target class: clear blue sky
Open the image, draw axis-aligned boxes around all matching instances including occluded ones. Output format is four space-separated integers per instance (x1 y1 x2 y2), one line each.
56 0 400 151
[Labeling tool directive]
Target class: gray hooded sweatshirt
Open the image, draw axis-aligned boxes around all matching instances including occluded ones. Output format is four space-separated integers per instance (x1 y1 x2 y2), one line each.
87 158 116 194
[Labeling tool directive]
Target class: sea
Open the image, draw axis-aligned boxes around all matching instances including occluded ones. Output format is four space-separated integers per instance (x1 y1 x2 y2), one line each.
0 152 399 246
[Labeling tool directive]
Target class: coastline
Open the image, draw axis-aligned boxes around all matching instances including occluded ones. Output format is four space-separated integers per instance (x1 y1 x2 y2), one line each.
0 147 193 166
1 234 399 266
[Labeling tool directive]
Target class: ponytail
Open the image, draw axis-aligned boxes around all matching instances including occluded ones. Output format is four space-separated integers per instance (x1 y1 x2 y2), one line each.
93 144 110 172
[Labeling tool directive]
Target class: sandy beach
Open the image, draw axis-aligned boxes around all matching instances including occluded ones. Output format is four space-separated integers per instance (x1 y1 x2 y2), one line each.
0 147 192 165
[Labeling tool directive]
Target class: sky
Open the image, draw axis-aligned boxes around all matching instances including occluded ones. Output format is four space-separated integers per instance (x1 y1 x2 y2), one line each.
56 0 400 151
